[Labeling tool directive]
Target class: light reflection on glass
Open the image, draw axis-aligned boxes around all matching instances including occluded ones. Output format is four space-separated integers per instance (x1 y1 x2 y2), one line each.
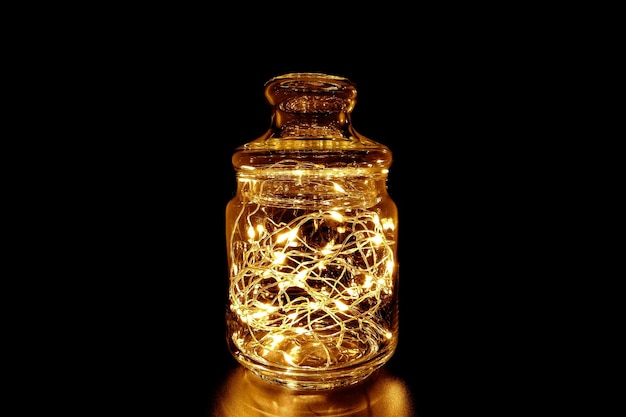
210 365 415 417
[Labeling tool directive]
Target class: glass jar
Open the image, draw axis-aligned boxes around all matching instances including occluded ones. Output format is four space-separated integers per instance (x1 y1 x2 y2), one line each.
225 72 399 390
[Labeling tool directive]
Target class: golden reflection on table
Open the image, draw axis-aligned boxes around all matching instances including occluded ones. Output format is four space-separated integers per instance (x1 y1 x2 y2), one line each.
210 366 415 417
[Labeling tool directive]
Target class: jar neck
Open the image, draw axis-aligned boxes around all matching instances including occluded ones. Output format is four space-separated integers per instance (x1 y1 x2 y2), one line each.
264 73 357 139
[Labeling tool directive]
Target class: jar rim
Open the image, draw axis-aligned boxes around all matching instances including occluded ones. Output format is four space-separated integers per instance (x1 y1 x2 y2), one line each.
266 72 351 85
264 73 357 104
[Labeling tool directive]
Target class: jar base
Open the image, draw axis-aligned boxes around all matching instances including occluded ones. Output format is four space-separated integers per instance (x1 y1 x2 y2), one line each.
229 343 397 391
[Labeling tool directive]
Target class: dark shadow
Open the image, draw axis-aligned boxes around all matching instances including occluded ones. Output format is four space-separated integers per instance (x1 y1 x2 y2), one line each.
210 365 416 417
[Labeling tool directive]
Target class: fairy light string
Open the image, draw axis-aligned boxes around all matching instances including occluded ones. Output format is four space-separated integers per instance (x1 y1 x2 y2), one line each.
228 162 397 369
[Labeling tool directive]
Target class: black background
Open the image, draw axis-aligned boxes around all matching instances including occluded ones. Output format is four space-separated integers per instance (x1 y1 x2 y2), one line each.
134 66 503 417
78 17 545 416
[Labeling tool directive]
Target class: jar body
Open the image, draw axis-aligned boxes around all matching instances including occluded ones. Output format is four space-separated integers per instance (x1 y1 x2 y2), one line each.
225 73 399 390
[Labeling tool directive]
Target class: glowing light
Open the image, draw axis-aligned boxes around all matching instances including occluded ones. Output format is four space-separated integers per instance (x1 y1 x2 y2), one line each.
386 260 395 275
276 227 299 245
332 182 345 193
283 352 297 366
321 242 336 255
294 270 307 283
382 217 395 231
363 275 373 289
329 210 343 221
272 251 287 264
370 234 384 245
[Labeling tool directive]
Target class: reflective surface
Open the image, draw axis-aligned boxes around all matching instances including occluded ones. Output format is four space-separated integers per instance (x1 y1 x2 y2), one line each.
210 365 415 417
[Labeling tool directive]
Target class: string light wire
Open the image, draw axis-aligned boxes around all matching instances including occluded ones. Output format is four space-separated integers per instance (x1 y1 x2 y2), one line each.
228 164 397 370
